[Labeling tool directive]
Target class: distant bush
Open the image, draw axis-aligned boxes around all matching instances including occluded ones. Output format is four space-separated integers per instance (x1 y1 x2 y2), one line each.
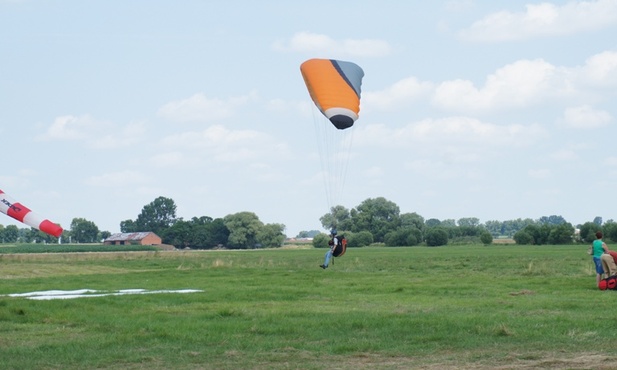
425 228 448 247
513 231 533 245
347 231 373 247
480 232 493 245
384 228 421 247
312 233 330 249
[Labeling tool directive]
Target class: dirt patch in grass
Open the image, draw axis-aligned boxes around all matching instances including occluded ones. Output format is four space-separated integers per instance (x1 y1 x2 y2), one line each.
509 289 535 296
314 352 617 370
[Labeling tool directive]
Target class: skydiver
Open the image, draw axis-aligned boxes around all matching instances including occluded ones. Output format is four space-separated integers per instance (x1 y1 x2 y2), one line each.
320 231 338 269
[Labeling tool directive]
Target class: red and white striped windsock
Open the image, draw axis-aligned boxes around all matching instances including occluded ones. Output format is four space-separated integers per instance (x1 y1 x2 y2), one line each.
0 189 63 237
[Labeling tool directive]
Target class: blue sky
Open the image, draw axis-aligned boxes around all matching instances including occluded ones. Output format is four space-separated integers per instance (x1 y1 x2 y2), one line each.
1 0 616 237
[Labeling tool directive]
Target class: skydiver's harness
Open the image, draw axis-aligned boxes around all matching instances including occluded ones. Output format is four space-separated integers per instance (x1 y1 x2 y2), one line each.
332 237 347 259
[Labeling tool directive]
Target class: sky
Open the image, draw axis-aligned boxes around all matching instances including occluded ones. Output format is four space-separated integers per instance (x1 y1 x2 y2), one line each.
1 0 617 237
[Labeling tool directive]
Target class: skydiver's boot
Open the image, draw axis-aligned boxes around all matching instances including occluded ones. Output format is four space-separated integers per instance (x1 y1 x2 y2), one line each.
320 264 327 269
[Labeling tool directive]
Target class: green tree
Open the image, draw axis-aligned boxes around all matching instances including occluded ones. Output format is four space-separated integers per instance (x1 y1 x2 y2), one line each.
99 230 111 241
384 230 406 247
484 220 503 236
163 216 230 249
224 212 263 249
538 215 567 225
441 219 457 228
257 223 286 248
522 224 551 245
163 219 193 249
133 196 178 236
187 216 215 248
457 217 480 227
502 218 535 237
347 230 373 247
513 230 533 245
297 230 320 238
425 228 448 246
480 232 493 245
579 222 599 243
603 221 617 243
208 218 230 247
349 197 400 243
120 219 137 233
425 218 441 228
70 218 100 243
548 223 575 244
400 212 424 232
319 205 352 231
2 225 19 243
312 233 330 248
384 227 421 246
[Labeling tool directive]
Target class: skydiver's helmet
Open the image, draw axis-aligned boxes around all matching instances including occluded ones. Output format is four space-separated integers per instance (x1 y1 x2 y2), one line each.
330 229 337 236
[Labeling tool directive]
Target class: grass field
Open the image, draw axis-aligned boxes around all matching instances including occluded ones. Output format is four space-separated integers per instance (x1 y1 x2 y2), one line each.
0 244 615 369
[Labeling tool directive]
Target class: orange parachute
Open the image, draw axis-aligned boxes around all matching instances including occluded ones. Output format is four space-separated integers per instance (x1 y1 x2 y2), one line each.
300 58 364 130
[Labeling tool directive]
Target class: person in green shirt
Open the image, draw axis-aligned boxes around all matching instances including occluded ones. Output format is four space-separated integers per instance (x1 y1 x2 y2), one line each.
592 231 609 285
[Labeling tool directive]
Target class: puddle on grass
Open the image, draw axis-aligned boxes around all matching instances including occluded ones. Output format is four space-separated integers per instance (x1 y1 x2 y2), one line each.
3 289 203 300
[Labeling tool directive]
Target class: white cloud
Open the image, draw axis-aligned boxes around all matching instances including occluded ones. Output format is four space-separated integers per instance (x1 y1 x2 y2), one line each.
354 117 547 148
38 115 103 141
84 170 150 187
36 115 146 148
562 105 612 128
161 124 290 163
433 59 571 111
363 77 434 110
266 99 312 118
90 121 147 149
149 152 190 168
577 50 617 87
404 158 483 180
371 50 617 114
459 0 617 42
273 32 392 58
158 92 256 123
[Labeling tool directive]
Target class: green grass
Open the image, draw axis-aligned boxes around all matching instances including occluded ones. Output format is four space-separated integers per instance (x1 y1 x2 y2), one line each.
0 243 158 254
0 245 615 369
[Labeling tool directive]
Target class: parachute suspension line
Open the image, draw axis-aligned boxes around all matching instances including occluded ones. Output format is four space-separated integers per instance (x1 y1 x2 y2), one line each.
311 108 332 209
336 123 355 207
301 58 364 213
311 109 354 210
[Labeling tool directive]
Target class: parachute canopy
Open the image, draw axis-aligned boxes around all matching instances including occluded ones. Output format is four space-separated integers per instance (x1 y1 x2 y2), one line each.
0 189 63 237
300 58 364 130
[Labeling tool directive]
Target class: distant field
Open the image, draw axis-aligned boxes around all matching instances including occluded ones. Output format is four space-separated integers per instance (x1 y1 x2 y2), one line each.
1 244 615 369
492 238 516 244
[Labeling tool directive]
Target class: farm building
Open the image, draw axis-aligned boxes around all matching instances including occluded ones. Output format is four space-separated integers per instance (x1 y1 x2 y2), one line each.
104 232 162 246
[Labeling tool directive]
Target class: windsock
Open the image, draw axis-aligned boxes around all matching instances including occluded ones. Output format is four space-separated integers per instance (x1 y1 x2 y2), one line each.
0 189 63 237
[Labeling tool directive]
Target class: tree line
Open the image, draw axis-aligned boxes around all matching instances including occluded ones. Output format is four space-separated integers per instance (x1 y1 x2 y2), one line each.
119 196 285 249
0 196 611 248
307 198 609 248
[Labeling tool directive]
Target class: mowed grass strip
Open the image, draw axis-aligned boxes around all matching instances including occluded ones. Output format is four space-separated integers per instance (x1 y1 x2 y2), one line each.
0 245 615 369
